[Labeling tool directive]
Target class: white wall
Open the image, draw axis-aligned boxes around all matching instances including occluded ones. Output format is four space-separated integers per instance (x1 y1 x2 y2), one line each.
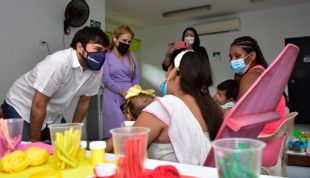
138 2 310 95
0 0 65 103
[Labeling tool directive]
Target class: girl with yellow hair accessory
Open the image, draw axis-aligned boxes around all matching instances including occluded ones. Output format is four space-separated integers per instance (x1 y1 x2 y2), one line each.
124 85 155 120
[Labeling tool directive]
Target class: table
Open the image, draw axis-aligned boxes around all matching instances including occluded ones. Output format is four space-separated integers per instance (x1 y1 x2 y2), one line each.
105 153 282 178
0 152 283 178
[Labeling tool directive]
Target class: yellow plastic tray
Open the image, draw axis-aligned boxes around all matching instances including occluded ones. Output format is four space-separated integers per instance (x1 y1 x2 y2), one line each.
0 155 114 178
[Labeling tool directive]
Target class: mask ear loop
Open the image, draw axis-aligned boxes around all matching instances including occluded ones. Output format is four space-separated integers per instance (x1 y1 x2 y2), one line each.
165 69 176 82
244 52 252 60
245 52 255 66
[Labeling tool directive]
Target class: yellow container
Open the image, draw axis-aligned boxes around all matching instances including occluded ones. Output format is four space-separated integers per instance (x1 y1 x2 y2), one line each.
89 141 106 165
77 141 87 161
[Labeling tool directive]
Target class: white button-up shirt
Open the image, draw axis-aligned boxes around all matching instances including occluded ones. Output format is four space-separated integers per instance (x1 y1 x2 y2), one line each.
5 48 102 129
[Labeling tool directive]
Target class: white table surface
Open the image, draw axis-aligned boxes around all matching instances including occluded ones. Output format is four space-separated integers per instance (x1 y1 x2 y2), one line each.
103 153 283 178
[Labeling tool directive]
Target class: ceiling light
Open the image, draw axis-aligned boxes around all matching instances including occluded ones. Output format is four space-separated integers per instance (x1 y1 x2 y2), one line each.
250 0 266 2
162 5 212 18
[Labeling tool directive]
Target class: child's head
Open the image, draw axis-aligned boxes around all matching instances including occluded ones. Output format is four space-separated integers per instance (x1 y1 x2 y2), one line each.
124 85 155 120
213 79 239 105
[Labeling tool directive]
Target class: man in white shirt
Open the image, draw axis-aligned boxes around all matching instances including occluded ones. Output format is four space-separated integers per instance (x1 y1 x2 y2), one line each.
1 27 110 142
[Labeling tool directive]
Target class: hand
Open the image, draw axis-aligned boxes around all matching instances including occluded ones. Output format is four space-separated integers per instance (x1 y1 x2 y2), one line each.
120 90 127 97
30 138 40 142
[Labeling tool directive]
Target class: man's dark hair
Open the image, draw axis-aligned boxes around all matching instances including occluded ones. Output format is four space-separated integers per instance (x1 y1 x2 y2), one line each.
217 79 239 100
70 26 110 49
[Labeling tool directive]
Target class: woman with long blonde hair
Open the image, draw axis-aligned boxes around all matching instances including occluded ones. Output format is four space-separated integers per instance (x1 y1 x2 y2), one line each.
102 25 139 139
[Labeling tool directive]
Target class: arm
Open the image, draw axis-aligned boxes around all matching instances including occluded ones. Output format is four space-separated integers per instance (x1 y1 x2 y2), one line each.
162 55 171 71
237 70 262 100
162 43 175 71
132 53 140 85
134 112 165 147
72 95 91 123
105 138 114 153
105 111 165 153
30 90 51 142
102 55 122 95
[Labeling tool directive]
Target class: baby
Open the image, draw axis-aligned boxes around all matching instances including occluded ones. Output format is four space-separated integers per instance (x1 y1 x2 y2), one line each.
213 79 239 110
123 85 155 122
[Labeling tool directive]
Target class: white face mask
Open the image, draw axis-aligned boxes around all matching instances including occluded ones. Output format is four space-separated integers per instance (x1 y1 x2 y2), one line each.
220 101 235 109
184 36 194 45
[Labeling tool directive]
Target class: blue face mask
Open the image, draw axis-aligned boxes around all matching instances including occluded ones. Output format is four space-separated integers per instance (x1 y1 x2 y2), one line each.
160 67 177 96
230 53 252 75
160 81 167 96
81 51 106 71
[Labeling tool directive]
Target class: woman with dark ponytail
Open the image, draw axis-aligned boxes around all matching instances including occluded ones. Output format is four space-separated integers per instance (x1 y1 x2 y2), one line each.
106 50 223 165
176 51 223 140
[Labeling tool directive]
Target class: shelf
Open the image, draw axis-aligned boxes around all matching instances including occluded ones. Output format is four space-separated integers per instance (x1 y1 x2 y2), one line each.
287 150 310 167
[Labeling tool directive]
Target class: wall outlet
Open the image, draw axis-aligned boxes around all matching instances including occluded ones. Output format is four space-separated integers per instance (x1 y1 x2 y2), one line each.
39 40 47 46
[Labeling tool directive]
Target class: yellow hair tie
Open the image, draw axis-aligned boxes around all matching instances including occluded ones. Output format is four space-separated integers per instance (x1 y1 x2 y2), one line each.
125 85 155 101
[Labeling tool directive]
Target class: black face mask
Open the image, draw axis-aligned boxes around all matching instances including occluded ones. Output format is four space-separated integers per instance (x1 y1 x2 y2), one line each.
79 50 106 71
116 41 130 55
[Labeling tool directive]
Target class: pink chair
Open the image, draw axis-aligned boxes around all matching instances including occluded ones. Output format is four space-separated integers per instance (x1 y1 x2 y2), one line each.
204 44 300 167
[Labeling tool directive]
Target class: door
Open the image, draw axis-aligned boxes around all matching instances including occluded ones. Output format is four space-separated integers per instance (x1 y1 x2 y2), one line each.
285 36 310 124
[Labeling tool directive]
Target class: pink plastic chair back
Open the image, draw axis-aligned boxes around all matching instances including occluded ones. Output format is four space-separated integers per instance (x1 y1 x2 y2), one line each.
204 44 300 167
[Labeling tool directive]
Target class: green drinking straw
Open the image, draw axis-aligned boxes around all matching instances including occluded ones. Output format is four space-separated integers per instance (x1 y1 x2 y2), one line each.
246 147 254 169
216 154 231 178
216 141 258 178
235 142 246 172
224 153 235 178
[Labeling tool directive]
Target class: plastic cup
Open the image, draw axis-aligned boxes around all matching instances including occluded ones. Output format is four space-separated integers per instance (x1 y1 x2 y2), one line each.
0 118 23 158
212 138 265 178
110 127 150 178
48 123 83 169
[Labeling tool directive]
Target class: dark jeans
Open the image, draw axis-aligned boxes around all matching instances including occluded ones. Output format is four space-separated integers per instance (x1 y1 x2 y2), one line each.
1 100 66 142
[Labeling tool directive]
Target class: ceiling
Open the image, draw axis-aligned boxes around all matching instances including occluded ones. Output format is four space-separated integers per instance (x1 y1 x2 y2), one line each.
106 0 308 28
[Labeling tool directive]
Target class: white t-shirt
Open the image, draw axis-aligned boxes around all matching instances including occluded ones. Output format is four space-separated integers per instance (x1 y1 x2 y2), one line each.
5 48 102 129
